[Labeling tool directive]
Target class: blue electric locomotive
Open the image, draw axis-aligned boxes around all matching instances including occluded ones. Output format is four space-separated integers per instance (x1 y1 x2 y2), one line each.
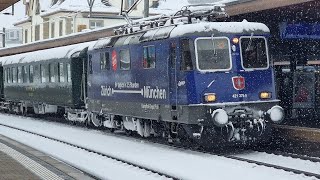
0 4 284 145
84 5 284 144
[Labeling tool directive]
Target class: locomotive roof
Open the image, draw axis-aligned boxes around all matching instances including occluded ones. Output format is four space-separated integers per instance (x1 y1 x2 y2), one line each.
170 20 270 37
0 42 93 66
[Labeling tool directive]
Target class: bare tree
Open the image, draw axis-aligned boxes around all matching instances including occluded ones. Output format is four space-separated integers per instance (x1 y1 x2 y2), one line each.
87 0 96 17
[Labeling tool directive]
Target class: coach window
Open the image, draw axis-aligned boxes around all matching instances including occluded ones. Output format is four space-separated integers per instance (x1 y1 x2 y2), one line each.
58 63 64 82
29 65 34 83
143 46 155 69
67 63 71 82
49 63 55 83
4 68 6 83
120 49 130 70
12 67 17 83
23 66 28 83
181 39 194 71
8 68 11 83
18 66 22 83
40 64 46 83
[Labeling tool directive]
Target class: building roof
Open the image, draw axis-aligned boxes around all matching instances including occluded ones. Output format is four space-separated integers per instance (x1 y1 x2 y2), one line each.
0 0 19 12
39 0 120 17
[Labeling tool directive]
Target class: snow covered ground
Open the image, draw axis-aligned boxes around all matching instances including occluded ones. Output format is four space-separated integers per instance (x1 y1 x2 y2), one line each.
235 151 320 175
0 113 317 180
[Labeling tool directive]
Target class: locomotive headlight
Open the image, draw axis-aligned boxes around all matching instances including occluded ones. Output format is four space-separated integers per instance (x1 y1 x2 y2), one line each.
232 37 239 44
260 92 272 99
211 109 229 127
267 105 284 123
204 93 216 102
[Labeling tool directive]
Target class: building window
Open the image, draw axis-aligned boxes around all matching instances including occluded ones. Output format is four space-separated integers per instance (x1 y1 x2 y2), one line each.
120 49 130 70
43 19 49 40
89 20 104 29
24 29 28 43
67 63 71 82
65 18 72 35
126 0 135 9
59 20 63 36
35 25 40 41
35 0 40 15
143 46 156 69
51 22 55 38
58 63 64 82
100 52 110 70
29 65 34 83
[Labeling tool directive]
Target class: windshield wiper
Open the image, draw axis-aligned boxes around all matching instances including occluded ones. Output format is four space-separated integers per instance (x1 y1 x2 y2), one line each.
245 32 254 51
211 34 217 56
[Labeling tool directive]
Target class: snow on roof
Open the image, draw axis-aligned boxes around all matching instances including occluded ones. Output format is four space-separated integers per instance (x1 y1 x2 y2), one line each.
1 41 94 66
170 20 270 37
40 0 120 16
151 0 240 15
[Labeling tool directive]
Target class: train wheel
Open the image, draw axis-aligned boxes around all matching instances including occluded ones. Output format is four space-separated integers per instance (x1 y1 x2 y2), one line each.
90 113 103 127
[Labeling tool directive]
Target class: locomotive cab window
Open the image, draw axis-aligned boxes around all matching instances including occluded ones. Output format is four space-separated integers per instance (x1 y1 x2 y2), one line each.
100 52 110 70
143 46 156 69
240 37 268 69
195 37 231 71
181 39 194 71
120 49 130 70
170 42 177 69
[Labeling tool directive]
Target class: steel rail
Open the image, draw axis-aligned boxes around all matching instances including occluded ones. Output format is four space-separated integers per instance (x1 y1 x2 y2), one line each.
0 122 180 180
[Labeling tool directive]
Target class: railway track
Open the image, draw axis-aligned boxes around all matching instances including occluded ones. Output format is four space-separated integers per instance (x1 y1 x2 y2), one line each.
1 113 320 179
0 121 178 180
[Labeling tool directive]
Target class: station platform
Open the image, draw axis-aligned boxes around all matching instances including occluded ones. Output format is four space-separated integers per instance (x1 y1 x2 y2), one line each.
0 135 94 180
272 124 320 157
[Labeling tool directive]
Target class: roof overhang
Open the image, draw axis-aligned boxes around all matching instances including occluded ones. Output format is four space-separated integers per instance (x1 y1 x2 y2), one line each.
0 0 19 12
225 0 316 16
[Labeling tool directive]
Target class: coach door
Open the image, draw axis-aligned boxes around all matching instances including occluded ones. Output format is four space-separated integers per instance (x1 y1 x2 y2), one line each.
169 42 178 119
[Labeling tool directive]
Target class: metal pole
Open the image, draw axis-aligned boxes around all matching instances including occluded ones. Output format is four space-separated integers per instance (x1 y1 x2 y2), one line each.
144 0 149 18
2 28 5 48
12 4 14 15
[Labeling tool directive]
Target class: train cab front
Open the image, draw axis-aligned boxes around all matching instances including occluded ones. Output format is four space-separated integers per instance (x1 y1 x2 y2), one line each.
181 33 284 145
